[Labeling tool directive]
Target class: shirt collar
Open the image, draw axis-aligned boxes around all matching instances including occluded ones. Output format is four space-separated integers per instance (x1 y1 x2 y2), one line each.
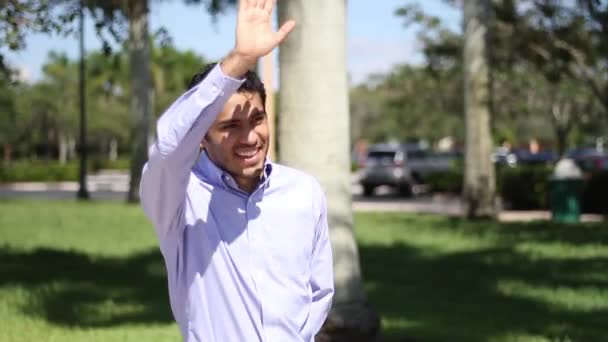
194 150 273 193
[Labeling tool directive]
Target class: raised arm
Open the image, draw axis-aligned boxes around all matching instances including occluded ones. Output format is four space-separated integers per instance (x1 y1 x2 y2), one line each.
140 0 295 237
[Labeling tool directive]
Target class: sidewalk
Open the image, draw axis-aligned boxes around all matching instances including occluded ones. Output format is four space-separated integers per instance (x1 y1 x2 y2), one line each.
1 172 604 223
353 194 604 223
0 170 129 193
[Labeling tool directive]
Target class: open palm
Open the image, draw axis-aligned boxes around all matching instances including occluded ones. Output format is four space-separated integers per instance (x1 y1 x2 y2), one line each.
235 0 296 58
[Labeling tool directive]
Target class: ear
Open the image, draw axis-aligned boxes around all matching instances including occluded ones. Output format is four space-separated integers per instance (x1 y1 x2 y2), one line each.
200 136 207 150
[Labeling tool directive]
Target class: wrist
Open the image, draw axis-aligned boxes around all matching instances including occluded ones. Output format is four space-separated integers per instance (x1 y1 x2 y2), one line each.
220 50 257 79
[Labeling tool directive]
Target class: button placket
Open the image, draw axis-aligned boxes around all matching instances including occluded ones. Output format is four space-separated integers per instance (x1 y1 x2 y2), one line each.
246 196 265 333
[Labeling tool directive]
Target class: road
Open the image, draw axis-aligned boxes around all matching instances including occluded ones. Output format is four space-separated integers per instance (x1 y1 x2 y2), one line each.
0 171 602 222
0 171 461 212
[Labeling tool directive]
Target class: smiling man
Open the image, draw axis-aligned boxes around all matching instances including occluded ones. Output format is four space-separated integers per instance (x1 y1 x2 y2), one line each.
139 1 334 341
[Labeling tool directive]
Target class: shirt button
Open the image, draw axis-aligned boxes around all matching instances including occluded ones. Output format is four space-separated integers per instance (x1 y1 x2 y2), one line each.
211 84 219 93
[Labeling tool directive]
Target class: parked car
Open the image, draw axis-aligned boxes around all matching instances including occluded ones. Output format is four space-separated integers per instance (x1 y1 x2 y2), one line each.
567 148 608 172
514 148 558 165
358 143 458 196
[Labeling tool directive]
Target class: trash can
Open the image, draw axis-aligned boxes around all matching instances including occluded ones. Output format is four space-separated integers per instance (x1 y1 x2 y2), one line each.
549 158 583 223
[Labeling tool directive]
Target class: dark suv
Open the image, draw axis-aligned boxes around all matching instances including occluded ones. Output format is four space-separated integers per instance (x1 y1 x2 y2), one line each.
359 143 446 196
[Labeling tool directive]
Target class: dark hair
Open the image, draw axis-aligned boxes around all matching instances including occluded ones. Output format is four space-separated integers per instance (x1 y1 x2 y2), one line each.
187 62 266 108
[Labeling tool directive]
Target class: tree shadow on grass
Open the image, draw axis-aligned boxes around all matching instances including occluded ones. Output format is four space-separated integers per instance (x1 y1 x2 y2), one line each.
0 246 173 327
444 217 608 246
361 219 608 342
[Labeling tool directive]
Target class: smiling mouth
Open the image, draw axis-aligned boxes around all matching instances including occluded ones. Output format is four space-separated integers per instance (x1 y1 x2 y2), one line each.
234 146 262 163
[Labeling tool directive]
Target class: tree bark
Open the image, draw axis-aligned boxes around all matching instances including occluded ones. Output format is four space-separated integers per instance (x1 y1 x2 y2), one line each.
3 144 12 162
278 1 380 341
59 132 68 164
77 0 89 199
463 0 497 219
126 0 153 202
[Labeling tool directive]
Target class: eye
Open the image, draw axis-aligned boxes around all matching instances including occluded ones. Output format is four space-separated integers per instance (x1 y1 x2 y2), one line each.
220 123 239 130
253 113 266 124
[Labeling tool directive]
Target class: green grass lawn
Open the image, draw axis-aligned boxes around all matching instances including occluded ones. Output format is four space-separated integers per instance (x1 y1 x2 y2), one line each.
0 200 607 342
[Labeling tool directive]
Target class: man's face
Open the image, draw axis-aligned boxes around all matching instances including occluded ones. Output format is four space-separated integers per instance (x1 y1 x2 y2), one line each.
203 91 268 189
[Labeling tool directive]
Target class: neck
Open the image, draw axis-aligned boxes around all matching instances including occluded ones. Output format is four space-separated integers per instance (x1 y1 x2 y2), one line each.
234 176 260 194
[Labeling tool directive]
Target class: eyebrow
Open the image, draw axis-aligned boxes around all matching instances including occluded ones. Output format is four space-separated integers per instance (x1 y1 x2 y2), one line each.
217 119 241 126
216 109 267 126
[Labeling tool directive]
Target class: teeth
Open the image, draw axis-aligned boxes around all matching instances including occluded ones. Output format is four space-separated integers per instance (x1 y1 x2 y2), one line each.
235 148 258 158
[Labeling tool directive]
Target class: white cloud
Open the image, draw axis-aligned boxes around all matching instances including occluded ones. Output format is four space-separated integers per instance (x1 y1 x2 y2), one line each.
347 36 424 85
15 65 33 84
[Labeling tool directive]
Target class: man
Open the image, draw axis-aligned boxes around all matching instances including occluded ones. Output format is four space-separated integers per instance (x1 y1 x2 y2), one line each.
139 1 334 341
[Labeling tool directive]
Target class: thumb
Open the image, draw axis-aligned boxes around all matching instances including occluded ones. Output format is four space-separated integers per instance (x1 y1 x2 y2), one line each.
275 20 296 45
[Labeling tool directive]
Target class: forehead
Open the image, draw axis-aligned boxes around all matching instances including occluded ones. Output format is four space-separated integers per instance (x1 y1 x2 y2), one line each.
230 91 263 107
217 91 264 120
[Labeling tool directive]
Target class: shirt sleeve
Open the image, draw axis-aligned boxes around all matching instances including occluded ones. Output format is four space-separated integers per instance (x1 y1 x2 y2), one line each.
302 187 335 341
140 64 244 238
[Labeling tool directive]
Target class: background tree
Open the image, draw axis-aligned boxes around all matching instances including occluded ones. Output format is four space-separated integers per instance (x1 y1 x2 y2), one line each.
278 1 380 341
0 0 237 201
350 65 463 145
462 0 496 218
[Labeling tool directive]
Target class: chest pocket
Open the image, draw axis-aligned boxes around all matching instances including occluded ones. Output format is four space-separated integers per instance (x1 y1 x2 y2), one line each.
259 203 315 283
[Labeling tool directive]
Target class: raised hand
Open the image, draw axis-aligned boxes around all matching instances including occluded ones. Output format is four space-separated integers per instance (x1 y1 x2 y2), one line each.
235 0 296 58
221 0 296 78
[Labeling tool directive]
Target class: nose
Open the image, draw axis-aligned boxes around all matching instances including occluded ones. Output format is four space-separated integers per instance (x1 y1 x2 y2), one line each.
237 126 257 145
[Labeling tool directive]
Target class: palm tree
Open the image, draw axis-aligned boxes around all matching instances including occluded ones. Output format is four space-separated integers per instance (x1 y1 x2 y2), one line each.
462 0 496 218
277 1 380 340
125 0 153 202
83 0 236 202
78 0 90 199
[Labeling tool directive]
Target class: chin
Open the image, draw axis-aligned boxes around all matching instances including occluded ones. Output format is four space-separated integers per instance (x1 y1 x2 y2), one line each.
242 164 265 178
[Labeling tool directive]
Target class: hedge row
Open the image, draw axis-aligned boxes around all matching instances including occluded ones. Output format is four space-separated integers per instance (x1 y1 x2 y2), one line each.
0 158 130 183
426 165 608 214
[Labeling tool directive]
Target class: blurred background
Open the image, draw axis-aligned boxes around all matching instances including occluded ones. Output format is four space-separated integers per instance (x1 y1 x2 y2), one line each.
1 1 607 341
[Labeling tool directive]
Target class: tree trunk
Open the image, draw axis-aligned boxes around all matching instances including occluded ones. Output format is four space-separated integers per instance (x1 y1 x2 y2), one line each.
278 1 380 341
59 132 68 164
463 0 497 219
77 0 89 200
109 137 118 161
126 0 153 203
68 136 76 160
3 144 12 162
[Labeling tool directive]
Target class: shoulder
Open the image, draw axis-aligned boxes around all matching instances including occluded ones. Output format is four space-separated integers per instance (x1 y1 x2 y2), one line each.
270 162 326 208
268 163 327 225
270 163 324 195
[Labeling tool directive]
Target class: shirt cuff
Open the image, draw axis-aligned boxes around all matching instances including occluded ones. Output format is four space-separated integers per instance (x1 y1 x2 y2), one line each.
193 64 245 106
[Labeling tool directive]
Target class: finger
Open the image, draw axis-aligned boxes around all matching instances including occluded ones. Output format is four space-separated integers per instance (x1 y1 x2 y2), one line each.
263 0 275 13
250 0 259 8
256 0 266 9
242 101 252 118
275 20 296 45
240 0 249 10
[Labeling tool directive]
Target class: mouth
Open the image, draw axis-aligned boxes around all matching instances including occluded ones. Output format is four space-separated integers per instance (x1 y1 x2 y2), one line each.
234 145 263 165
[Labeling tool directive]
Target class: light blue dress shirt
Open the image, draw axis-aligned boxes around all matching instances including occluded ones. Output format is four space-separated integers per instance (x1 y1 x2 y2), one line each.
140 64 334 342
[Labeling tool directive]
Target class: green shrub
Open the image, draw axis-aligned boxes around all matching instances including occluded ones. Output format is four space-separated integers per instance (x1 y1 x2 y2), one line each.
582 171 608 214
0 158 130 182
0 161 79 182
417 163 606 213
497 165 553 210
90 157 130 172
425 164 553 210
425 170 463 193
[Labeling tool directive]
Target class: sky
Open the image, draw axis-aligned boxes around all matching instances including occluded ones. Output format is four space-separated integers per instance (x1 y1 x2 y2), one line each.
2 0 460 85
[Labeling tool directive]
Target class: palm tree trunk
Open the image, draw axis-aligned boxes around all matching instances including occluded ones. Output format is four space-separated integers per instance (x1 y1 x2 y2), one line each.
278 1 380 341
126 0 153 202
77 0 89 199
3 144 12 162
463 0 497 219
